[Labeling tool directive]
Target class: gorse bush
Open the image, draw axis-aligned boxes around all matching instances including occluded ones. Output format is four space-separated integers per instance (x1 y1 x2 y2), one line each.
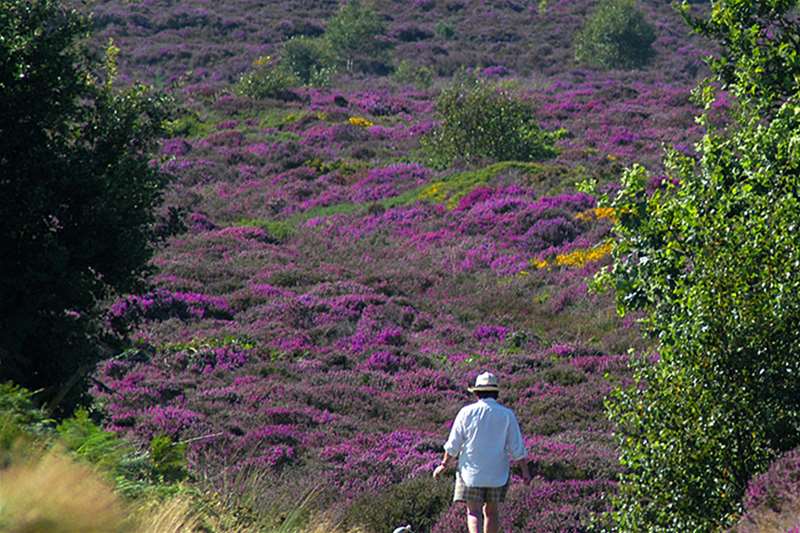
574 0 656 70
421 73 559 168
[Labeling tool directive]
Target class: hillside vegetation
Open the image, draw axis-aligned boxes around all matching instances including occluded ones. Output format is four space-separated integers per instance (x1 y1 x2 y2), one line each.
4 0 800 531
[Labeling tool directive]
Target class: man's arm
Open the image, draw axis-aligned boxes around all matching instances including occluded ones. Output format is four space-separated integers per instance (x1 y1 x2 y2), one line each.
506 411 531 484
434 410 464 478
433 450 458 479
514 458 532 484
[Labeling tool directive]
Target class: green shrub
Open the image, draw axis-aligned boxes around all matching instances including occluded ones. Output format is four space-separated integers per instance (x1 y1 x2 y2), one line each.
236 56 299 99
597 2 800 529
235 219 294 242
0 1 172 407
149 434 187 483
393 59 434 89
325 0 390 73
56 409 187 495
57 409 132 473
0 382 50 463
415 161 544 207
574 0 656 70
421 73 560 169
344 476 452 532
435 21 455 40
281 36 336 86
164 113 214 138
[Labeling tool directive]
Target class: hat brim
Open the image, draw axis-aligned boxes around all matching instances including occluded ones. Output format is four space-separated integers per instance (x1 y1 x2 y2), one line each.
468 385 499 393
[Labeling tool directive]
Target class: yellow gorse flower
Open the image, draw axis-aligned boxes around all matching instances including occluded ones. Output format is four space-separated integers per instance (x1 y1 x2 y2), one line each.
575 207 617 222
554 240 613 268
253 55 271 67
418 182 447 202
530 258 549 270
532 240 613 270
348 116 374 127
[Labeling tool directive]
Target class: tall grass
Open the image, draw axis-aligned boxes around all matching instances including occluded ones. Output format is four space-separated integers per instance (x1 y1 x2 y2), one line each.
0 449 128 533
0 446 365 533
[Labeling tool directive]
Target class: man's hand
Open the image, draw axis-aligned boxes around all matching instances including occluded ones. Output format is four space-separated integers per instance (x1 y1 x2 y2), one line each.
514 459 533 485
522 468 532 485
433 464 447 479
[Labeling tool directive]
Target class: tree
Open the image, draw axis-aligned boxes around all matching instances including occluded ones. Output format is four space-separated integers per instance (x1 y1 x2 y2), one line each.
574 0 656 70
595 0 800 530
281 36 336 86
325 0 390 73
680 0 800 114
0 0 172 409
421 72 560 169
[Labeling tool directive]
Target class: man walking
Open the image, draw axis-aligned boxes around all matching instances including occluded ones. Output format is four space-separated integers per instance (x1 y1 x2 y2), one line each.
433 372 530 533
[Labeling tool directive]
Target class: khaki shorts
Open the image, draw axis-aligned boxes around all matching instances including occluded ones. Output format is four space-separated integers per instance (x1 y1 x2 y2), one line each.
453 472 509 503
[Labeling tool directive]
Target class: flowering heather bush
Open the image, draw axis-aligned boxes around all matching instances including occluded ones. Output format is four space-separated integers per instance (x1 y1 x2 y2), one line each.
736 448 800 532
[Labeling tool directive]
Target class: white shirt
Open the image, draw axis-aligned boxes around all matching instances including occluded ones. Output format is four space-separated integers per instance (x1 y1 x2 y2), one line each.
443 398 527 487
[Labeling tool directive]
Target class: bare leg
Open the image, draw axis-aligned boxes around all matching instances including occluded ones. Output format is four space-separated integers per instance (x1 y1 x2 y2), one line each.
466 500 483 533
483 502 500 533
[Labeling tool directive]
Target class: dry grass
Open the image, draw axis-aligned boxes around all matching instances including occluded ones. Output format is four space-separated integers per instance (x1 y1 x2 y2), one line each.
0 449 127 533
133 496 202 533
0 445 365 533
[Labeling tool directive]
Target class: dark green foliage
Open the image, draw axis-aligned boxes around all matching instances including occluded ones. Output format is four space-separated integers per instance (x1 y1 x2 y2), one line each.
598 1 800 529
344 476 452 533
149 434 188 483
0 0 172 406
1 383 186 498
57 409 133 472
325 0 390 73
421 73 560 169
281 36 336 86
574 0 656 70
0 382 50 462
56 410 187 496
435 21 456 40
236 56 300 99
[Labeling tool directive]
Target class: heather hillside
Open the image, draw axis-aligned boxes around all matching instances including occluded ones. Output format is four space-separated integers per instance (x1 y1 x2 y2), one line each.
16 0 795 531
78 0 717 531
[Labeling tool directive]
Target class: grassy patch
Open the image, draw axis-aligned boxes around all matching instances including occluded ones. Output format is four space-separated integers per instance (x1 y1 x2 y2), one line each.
235 218 294 242
415 161 543 208
164 112 216 138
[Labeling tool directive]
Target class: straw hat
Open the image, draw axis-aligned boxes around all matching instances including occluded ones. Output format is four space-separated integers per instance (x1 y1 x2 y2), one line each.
468 371 499 393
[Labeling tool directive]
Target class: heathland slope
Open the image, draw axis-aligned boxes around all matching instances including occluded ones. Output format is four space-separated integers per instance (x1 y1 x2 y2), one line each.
84 0 717 530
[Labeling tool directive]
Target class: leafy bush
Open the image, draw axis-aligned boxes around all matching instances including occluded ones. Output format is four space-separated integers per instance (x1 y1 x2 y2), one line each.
0 382 50 464
597 2 800 529
393 59 434 89
574 0 656 70
149 434 188 483
236 55 300 99
57 409 133 473
281 36 337 86
325 0 390 73
0 0 172 408
344 476 452 532
422 74 559 168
